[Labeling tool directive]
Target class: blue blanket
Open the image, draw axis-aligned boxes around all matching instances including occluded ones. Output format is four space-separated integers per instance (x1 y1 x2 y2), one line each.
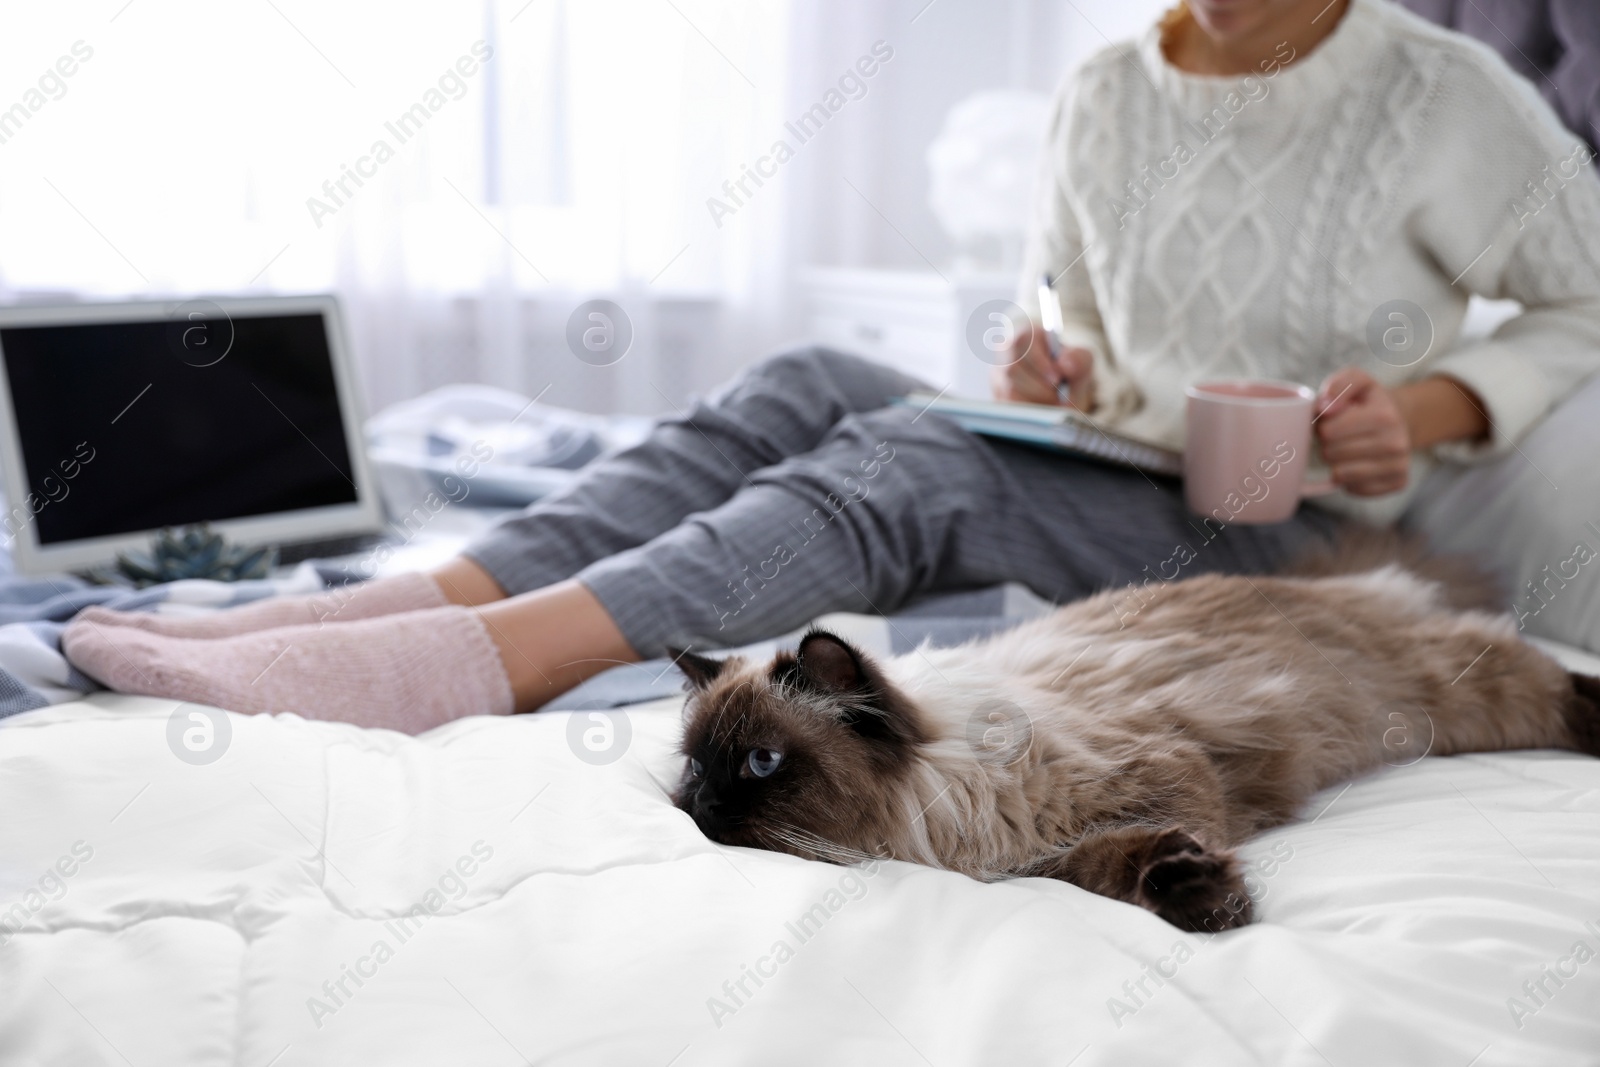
0 560 336 718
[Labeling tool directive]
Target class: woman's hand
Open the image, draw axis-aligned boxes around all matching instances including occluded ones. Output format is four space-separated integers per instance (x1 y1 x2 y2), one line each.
1314 367 1411 496
1315 368 1492 496
990 323 1096 411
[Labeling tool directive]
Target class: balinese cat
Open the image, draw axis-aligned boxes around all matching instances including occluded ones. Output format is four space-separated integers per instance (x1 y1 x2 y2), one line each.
670 541 1600 932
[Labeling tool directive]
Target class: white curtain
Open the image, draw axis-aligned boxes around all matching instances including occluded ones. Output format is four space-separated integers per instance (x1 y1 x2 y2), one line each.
0 0 1164 416
0 0 797 416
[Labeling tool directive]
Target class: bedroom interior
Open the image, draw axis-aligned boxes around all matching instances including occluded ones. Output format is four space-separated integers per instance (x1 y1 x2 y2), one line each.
2 0 1599 1063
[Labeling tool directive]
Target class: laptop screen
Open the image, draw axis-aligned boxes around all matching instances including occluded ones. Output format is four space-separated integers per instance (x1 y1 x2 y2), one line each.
1 312 359 545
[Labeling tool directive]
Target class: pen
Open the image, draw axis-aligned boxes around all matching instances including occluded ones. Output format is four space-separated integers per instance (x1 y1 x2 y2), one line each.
1036 272 1071 405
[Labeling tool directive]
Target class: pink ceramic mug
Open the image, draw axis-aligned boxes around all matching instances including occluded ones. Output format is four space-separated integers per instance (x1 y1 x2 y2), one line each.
1183 379 1333 525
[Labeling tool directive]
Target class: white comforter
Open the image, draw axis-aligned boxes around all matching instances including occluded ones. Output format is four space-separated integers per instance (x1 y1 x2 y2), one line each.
3 645 1599 1066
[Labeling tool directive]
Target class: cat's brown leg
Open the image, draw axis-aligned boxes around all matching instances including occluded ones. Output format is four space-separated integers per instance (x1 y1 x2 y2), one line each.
1567 673 1600 757
1041 824 1253 932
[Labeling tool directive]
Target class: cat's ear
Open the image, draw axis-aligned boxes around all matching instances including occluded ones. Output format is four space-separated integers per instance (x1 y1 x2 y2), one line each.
796 630 867 693
670 648 727 690
795 629 928 754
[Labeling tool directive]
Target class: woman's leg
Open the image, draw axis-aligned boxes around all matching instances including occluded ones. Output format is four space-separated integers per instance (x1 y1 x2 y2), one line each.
471 401 1016 707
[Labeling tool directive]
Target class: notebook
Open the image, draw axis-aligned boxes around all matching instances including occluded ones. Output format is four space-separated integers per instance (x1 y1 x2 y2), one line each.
894 392 1183 477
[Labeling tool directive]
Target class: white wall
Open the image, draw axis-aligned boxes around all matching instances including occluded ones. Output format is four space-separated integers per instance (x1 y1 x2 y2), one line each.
780 0 1171 287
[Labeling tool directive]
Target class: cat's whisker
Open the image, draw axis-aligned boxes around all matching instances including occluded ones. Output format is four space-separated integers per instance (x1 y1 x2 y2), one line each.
767 821 881 867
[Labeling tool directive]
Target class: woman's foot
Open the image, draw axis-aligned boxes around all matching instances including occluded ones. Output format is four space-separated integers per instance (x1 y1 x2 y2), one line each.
76 571 451 640
61 605 514 733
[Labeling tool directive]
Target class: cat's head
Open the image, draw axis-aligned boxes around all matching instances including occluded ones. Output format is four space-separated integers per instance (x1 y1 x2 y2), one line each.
670 630 930 863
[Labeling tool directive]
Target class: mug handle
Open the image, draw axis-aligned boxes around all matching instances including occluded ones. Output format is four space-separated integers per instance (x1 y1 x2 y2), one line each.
1300 479 1336 498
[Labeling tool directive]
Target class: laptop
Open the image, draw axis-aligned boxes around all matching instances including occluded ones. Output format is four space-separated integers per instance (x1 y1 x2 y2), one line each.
0 295 387 576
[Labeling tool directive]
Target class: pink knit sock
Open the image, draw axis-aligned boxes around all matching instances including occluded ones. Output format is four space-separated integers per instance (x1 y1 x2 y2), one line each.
77 572 450 639
61 606 514 733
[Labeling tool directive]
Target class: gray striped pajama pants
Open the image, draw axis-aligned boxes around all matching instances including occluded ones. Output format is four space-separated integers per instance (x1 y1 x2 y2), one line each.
464 347 1344 658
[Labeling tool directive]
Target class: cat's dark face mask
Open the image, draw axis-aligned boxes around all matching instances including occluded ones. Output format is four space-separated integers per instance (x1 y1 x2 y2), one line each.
670 630 928 862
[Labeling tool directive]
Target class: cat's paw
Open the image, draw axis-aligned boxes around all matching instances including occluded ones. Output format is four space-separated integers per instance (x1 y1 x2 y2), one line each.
1135 828 1253 933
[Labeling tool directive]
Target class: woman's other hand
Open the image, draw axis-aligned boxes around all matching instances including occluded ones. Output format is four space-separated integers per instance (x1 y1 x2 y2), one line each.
1314 367 1411 496
990 323 1097 411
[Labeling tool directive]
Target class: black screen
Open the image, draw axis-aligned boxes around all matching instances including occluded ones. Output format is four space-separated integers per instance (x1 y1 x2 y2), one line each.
1 312 359 545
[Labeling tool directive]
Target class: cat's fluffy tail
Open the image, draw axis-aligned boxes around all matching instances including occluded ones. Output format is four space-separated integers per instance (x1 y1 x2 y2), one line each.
1280 526 1503 612
1287 528 1600 758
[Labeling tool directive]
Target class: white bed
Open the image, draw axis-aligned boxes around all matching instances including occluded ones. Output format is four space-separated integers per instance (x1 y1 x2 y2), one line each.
2 641 1598 1066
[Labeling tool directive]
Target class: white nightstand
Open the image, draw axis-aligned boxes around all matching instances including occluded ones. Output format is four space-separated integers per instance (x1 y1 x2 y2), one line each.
799 267 1019 399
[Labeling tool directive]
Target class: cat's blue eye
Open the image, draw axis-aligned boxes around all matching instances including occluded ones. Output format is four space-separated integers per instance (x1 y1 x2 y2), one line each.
690 758 704 776
747 748 783 778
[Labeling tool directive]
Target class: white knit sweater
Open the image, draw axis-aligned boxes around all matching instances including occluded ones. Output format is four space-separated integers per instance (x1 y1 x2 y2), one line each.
1019 0 1600 523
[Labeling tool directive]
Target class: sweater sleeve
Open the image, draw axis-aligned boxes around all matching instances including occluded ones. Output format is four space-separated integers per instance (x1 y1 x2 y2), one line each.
1416 52 1600 464
1015 82 1143 420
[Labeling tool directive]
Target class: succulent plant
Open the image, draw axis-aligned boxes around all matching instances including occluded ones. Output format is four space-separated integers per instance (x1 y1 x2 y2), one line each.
114 524 278 588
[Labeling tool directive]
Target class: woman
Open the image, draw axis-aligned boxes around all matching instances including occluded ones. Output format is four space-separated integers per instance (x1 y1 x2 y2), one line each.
64 0 1600 731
